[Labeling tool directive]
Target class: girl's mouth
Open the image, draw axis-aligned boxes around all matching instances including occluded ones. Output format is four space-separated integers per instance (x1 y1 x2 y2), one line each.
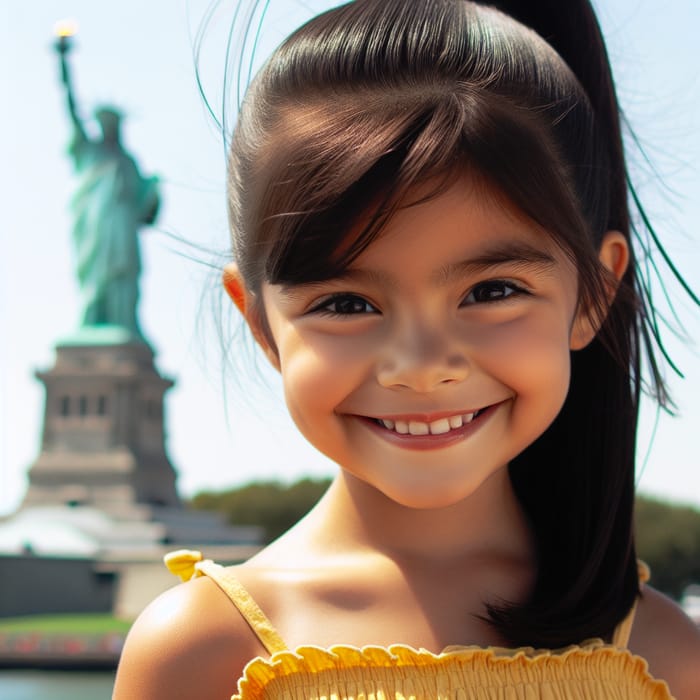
373 409 487 436
355 403 505 450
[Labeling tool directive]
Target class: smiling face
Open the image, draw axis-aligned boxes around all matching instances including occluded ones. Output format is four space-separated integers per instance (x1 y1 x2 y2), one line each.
252 177 588 509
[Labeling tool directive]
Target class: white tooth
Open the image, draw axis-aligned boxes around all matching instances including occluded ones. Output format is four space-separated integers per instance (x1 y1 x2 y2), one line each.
408 421 429 436
449 415 463 429
429 418 451 435
381 419 395 430
463 412 475 423
395 420 409 434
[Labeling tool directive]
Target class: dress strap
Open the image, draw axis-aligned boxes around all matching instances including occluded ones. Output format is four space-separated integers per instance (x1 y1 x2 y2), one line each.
611 560 651 649
164 550 288 656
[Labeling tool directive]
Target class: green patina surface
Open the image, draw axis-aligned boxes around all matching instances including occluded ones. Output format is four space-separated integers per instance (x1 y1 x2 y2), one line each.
58 324 142 347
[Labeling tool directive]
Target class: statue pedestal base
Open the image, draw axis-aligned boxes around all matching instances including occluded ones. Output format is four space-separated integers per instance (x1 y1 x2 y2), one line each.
23 338 180 514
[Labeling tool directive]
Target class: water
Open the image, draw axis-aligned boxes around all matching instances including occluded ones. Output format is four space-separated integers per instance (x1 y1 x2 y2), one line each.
0 670 115 699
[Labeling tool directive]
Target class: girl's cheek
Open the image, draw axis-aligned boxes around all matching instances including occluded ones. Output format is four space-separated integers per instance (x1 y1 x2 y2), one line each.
278 329 371 393
472 315 572 389
281 326 372 366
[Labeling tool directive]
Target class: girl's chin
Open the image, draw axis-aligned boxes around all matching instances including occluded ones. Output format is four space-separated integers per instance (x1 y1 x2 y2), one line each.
348 474 494 512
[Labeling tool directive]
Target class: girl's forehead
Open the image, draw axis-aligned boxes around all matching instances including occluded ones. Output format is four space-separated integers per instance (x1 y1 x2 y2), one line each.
350 174 558 255
345 176 565 273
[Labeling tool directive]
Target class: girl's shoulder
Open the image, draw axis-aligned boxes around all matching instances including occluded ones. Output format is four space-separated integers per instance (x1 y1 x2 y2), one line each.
630 583 700 700
112 566 260 700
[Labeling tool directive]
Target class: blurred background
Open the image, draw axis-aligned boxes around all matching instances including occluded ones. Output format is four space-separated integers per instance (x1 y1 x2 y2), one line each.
0 0 698 697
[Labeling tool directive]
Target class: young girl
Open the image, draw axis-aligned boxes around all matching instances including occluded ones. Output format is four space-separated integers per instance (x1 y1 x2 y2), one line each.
113 1 700 698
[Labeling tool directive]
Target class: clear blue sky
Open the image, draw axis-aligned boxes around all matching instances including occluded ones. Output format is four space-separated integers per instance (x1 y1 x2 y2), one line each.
1 0 698 516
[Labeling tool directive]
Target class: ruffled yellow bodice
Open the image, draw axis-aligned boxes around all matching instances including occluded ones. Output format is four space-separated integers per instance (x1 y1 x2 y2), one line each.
238 642 672 700
164 550 674 700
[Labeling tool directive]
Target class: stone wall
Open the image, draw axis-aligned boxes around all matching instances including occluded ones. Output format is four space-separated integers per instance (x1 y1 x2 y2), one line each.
0 555 116 617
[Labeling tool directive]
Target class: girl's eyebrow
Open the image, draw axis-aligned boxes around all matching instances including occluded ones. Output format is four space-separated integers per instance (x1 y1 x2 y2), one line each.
278 241 558 297
278 269 391 296
432 241 558 286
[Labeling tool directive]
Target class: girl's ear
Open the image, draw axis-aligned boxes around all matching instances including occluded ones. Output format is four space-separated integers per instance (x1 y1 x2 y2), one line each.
570 230 630 350
222 263 281 371
222 263 248 315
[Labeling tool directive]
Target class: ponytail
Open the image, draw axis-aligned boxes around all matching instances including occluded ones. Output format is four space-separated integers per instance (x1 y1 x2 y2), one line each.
482 0 644 647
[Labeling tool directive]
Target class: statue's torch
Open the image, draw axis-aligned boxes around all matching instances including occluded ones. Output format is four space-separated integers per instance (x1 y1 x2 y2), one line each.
54 20 77 83
54 20 77 51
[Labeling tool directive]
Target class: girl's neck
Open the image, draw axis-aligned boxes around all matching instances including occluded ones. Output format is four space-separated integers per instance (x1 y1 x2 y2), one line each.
305 466 535 567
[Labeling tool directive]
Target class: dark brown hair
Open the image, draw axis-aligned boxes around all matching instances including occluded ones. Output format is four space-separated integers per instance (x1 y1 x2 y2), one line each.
226 0 664 647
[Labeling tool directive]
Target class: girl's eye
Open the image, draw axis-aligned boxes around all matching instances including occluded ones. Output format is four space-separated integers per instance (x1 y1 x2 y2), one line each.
312 294 378 316
462 280 526 305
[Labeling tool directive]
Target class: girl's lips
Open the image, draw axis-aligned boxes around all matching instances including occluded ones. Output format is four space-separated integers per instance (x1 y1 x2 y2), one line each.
357 401 505 450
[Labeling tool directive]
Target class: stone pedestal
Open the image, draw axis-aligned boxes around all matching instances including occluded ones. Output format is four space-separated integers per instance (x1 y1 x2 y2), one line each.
3 335 263 621
23 339 180 517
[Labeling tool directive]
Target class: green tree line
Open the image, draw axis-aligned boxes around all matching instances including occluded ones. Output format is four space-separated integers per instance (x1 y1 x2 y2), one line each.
190 478 332 543
190 481 700 599
635 495 700 599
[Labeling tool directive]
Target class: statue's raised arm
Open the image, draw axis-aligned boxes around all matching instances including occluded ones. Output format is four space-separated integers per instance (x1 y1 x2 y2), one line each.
53 24 161 342
55 28 87 147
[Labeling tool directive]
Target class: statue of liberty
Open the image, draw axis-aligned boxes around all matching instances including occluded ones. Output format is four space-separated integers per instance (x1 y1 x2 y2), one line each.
55 27 160 341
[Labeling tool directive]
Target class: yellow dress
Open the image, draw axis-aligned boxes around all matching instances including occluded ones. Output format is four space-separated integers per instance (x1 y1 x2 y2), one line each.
165 551 674 700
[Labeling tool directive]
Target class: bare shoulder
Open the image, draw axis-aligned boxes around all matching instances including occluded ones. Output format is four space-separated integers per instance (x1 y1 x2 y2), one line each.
113 572 263 700
629 584 700 700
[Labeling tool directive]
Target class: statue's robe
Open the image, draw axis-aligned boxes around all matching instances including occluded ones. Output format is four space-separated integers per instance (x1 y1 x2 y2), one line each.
68 129 160 336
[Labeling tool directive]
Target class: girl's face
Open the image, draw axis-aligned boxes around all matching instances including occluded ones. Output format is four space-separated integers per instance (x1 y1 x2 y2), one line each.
255 177 591 510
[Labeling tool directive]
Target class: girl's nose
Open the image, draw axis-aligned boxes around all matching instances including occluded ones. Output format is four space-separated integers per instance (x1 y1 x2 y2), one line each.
376 322 469 392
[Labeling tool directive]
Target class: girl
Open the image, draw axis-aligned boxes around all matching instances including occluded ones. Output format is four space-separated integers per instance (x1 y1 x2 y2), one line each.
113 1 700 698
